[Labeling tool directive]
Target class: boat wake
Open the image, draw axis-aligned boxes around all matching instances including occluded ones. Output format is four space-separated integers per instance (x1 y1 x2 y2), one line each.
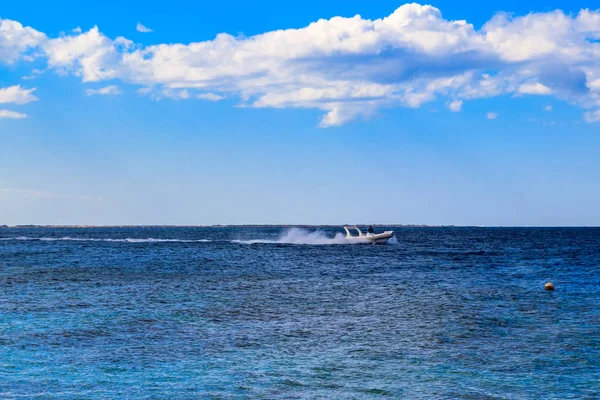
0 237 211 243
232 228 353 245
0 228 390 245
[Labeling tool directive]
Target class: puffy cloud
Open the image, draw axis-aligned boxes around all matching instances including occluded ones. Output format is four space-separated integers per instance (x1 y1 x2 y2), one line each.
42 27 131 82
4 4 600 125
136 23 153 33
0 18 46 63
589 79 600 90
0 85 38 104
0 109 28 119
448 100 463 112
487 112 498 120
517 83 552 95
102 6 600 125
544 105 552 111
86 85 122 96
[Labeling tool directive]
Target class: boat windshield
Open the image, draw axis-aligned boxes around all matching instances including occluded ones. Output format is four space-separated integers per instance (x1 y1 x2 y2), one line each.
344 226 363 237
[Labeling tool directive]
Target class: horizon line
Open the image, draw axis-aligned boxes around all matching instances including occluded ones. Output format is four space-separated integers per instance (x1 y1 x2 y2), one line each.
1 224 599 229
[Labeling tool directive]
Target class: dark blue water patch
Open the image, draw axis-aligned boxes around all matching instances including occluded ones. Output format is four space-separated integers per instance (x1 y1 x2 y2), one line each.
1 227 599 399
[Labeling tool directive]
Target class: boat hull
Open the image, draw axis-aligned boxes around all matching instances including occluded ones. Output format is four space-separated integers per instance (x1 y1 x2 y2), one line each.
345 231 394 244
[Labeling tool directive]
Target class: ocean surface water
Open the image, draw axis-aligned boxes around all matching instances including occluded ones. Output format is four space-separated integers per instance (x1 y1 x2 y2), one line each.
1 226 599 399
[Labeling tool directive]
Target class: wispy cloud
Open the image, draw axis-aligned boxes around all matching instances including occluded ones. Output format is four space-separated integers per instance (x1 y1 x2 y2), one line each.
448 100 463 112
0 110 27 119
584 110 600 123
197 92 225 101
86 85 122 96
136 22 153 33
544 105 553 112
487 112 498 120
0 188 102 201
21 69 45 81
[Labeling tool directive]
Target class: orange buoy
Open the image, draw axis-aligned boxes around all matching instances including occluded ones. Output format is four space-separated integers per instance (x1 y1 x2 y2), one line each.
545 282 555 291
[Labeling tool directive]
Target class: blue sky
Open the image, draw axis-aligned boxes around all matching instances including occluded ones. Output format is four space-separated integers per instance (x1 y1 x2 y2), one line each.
1 0 600 226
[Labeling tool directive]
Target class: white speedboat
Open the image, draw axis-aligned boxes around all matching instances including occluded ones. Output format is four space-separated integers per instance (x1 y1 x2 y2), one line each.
343 225 394 244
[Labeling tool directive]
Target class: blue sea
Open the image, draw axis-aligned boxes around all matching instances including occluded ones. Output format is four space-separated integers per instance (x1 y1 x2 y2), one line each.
1 226 599 399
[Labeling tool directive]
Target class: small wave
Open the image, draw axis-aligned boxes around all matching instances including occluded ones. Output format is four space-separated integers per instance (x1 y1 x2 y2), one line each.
232 228 358 245
0 237 211 243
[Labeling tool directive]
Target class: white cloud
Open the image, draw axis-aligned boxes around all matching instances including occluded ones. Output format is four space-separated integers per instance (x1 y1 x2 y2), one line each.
0 85 38 104
448 100 463 112
517 83 552 95
136 23 153 33
584 109 600 123
86 85 122 96
136 87 193 101
544 105 552 111
589 79 600 90
4 4 600 125
319 103 377 127
486 112 498 120
0 110 28 119
21 69 45 80
42 27 131 82
0 18 46 63
161 88 190 100
197 92 225 101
